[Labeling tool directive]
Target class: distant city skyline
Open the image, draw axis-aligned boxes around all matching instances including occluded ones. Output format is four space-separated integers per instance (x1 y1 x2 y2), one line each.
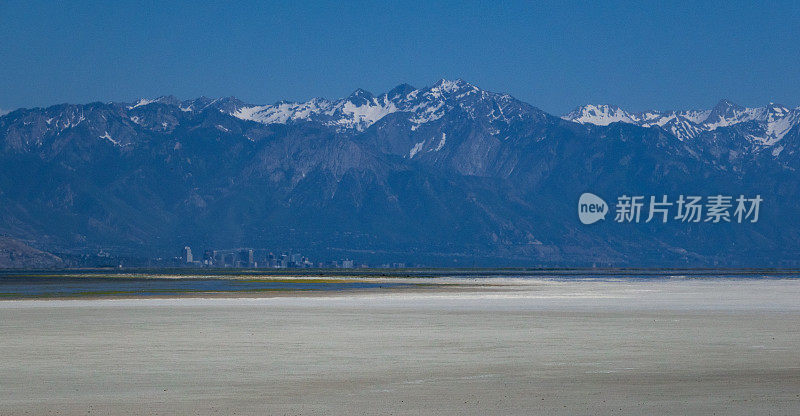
1 1 799 114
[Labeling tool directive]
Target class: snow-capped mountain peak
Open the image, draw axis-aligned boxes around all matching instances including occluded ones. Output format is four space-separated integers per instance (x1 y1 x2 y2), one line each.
562 104 636 126
429 78 474 94
128 98 155 109
222 79 536 132
127 95 183 109
387 83 416 100
345 88 374 106
563 100 800 145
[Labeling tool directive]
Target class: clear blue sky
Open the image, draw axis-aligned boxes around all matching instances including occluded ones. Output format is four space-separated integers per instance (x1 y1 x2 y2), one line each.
1 0 798 115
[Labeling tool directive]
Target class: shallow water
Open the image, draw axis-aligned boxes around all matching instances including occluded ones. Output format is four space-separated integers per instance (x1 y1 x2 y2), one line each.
0 276 414 298
1 268 798 299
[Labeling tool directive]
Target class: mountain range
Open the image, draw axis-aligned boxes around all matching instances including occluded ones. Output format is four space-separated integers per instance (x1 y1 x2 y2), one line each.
1 79 798 266
563 101 800 145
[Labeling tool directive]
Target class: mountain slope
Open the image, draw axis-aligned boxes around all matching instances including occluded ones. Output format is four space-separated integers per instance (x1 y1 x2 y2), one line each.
0 236 64 268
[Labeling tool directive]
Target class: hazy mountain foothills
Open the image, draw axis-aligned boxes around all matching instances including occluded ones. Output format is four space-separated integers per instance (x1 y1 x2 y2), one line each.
0 236 64 268
0 79 798 266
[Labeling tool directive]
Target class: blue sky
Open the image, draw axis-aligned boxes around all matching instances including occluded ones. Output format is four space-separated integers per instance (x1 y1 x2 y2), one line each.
1 0 798 114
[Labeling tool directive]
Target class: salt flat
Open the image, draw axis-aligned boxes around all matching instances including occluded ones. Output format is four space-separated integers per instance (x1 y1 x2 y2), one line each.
1 277 799 415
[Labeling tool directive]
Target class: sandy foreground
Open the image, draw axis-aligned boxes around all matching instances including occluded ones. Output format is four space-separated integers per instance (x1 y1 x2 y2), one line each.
1 277 799 415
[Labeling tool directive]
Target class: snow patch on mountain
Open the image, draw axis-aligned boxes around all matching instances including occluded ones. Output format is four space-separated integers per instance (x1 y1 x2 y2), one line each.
128 99 154 109
409 141 425 159
409 101 444 130
337 96 397 130
435 132 447 151
678 109 712 125
99 131 119 145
